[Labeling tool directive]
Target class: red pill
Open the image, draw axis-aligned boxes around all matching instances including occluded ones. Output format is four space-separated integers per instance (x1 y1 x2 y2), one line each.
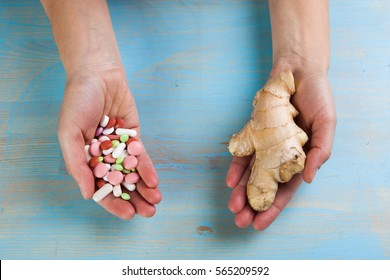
125 137 137 146
106 117 116 128
96 179 106 188
107 134 120 140
115 117 125 128
100 140 113 150
88 156 100 168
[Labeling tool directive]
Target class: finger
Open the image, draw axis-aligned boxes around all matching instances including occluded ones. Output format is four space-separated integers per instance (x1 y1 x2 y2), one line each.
136 147 159 188
303 115 336 183
252 174 303 231
127 190 157 218
234 204 255 228
58 126 95 200
98 193 136 220
226 155 252 188
228 158 253 213
136 180 162 205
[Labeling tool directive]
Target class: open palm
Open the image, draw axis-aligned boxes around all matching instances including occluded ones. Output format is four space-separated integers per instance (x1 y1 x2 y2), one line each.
226 69 336 230
58 67 161 219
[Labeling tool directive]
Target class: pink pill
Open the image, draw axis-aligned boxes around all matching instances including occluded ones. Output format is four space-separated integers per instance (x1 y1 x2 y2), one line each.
123 155 138 170
125 172 141 184
93 162 109 178
127 141 145 156
89 141 102 157
95 126 104 137
107 170 124 185
103 154 116 163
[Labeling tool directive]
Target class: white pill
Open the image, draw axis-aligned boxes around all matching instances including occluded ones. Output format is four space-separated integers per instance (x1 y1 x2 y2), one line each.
115 128 137 137
102 127 115 135
84 145 91 162
119 150 130 158
103 174 109 182
112 142 126 158
93 183 113 202
113 185 122 197
91 138 98 143
100 115 109 127
102 147 114 155
98 135 110 142
121 181 136 192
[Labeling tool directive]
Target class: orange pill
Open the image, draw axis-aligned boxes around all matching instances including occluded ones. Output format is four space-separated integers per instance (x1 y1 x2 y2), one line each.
107 134 120 140
115 117 125 128
126 137 137 146
106 117 116 128
100 140 113 150
96 179 106 188
88 156 100 168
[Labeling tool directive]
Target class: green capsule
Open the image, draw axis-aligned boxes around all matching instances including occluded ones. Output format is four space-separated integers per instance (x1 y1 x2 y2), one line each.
113 164 124 171
120 134 129 143
131 168 137 172
112 140 120 148
115 157 124 164
97 156 104 162
122 168 131 174
121 193 131 201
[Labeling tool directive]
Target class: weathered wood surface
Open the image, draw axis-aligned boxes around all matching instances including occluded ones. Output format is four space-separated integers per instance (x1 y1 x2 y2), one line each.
0 0 389 259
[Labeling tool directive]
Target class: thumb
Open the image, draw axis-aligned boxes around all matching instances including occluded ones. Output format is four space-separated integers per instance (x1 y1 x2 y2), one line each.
58 125 95 199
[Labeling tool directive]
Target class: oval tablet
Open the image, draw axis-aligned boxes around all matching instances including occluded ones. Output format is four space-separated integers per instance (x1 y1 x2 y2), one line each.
123 155 138 170
107 170 124 185
93 162 109 178
127 141 144 156
125 172 141 184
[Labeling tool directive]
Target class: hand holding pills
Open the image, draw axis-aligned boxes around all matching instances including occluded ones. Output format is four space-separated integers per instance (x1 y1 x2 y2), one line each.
85 115 144 202
57 69 161 219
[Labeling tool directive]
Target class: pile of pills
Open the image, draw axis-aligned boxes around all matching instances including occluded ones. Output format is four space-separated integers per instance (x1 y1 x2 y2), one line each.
84 115 145 202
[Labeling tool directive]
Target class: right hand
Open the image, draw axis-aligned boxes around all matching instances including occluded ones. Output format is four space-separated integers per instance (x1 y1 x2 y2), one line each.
58 66 161 220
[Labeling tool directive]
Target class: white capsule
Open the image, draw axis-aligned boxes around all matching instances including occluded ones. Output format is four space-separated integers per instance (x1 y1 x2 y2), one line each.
112 142 126 158
119 150 130 158
102 127 115 135
113 185 122 197
98 135 110 142
93 183 113 202
84 145 91 163
91 138 98 143
121 181 136 192
100 115 109 127
115 128 137 137
103 174 109 182
102 147 114 155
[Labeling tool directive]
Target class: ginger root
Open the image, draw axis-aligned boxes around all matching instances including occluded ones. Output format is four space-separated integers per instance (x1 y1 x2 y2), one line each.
228 70 308 211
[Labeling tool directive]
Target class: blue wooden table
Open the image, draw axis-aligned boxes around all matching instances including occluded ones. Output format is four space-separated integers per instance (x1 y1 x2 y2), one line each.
1 0 389 259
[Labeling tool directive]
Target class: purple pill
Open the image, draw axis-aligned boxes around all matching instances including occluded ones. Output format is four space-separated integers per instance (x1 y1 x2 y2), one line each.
95 126 104 137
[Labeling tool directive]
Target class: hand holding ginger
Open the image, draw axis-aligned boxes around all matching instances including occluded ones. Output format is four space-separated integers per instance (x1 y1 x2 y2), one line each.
226 0 336 230
228 70 308 212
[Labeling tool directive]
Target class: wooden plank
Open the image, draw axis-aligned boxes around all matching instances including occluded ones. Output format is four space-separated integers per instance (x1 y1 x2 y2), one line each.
0 0 389 259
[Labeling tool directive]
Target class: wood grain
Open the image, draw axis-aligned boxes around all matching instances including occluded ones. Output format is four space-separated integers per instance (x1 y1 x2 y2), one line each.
0 0 389 259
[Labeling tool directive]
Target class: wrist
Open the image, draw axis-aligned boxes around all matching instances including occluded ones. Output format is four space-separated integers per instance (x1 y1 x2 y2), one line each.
271 54 329 79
